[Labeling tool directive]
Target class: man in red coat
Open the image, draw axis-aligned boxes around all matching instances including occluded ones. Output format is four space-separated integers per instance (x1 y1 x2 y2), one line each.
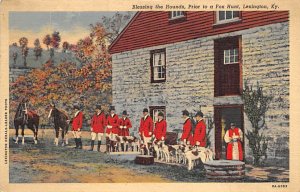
89 105 106 152
71 104 83 149
181 110 192 145
224 123 243 161
106 106 119 141
139 108 153 155
118 110 132 151
153 112 167 142
194 111 206 147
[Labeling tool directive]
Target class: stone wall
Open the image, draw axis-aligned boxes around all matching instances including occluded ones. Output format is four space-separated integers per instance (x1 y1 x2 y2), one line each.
112 22 289 162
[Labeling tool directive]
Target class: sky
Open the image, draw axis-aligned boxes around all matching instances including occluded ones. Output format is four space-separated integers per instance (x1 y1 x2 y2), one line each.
9 12 129 48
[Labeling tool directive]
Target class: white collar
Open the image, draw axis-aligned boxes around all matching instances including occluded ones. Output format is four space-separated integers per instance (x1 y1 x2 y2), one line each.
144 114 149 120
111 113 115 117
74 110 80 117
185 117 190 121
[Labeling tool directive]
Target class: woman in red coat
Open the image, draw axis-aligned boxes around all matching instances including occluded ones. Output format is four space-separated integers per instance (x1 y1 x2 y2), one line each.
118 110 132 151
89 105 106 152
193 111 206 147
153 112 167 142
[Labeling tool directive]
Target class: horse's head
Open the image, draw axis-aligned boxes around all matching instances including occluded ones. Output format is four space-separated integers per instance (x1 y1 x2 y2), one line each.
47 103 56 119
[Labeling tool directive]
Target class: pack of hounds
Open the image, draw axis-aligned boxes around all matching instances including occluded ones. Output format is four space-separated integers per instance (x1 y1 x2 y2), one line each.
106 135 215 171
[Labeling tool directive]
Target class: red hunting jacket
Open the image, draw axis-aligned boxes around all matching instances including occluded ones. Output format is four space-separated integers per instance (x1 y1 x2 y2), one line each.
72 111 83 131
181 118 192 141
193 119 206 147
139 115 153 137
118 117 132 136
106 114 119 134
154 119 167 141
91 112 106 133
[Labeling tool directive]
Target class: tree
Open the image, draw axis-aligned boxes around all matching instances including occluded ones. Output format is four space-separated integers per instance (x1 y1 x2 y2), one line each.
19 37 29 67
10 23 112 126
34 38 43 60
242 81 273 166
11 43 18 66
48 31 61 60
62 41 69 53
101 12 133 43
43 34 51 50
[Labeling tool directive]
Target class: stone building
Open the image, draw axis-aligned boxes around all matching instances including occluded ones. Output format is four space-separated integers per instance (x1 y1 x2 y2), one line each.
109 11 289 163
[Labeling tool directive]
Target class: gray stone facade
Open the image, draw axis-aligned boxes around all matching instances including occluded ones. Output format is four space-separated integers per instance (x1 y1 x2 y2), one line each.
111 22 289 162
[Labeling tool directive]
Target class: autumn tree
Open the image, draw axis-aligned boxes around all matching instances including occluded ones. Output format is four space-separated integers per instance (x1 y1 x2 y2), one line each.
43 34 51 50
62 41 69 53
10 24 112 126
48 31 61 60
19 37 29 67
34 38 43 60
11 43 18 66
101 11 133 43
242 81 273 166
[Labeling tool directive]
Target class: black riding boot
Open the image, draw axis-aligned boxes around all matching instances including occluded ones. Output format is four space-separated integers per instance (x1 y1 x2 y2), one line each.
121 143 124 152
78 138 83 149
125 144 128 152
89 140 94 151
97 141 101 152
74 138 78 149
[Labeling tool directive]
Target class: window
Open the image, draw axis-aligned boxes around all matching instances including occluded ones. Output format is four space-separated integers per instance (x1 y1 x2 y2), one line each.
150 49 166 83
224 48 239 64
216 11 240 24
170 11 185 19
149 106 166 122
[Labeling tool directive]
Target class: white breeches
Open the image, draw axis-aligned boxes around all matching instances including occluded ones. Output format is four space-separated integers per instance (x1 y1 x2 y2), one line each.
91 132 103 141
72 131 81 139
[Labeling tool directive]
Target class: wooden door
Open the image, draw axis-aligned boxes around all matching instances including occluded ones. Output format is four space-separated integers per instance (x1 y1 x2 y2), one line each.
214 105 244 160
214 36 242 96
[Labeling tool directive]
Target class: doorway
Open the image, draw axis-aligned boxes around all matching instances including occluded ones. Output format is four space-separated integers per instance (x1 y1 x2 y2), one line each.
214 105 244 160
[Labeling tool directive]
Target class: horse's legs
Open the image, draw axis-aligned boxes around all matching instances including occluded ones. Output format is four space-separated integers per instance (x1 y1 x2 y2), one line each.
34 123 38 144
61 128 65 146
54 127 59 146
15 124 19 144
21 125 25 145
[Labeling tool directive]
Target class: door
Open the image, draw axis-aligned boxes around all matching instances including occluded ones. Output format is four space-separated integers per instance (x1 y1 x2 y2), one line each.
214 36 242 96
214 105 244 160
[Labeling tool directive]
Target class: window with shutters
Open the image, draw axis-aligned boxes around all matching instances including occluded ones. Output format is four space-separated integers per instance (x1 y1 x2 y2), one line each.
216 11 241 24
149 106 166 122
150 49 166 83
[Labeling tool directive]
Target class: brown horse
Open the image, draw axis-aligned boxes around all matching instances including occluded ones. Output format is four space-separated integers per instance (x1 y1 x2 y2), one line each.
14 100 39 144
48 104 69 146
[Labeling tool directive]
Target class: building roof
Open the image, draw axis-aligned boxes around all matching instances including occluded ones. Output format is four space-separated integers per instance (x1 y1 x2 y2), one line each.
109 11 288 54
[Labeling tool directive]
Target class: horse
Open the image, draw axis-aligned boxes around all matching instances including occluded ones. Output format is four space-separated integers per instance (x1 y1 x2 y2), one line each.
14 100 39 145
48 105 69 146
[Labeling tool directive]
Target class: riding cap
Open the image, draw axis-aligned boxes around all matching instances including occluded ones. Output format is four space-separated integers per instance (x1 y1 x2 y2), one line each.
109 106 115 111
122 110 128 115
182 110 189 116
143 108 148 113
158 111 164 117
195 111 204 117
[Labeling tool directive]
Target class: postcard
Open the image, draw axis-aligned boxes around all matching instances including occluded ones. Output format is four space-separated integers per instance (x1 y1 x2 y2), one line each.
0 0 299 191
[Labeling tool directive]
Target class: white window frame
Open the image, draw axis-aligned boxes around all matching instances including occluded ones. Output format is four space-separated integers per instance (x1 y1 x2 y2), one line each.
216 11 240 24
224 48 239 64
170 11 185 20
152 51 166 81
150 107 166 123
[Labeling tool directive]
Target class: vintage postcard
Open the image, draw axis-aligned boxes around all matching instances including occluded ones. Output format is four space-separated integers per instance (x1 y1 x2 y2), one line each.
0 0 299 191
